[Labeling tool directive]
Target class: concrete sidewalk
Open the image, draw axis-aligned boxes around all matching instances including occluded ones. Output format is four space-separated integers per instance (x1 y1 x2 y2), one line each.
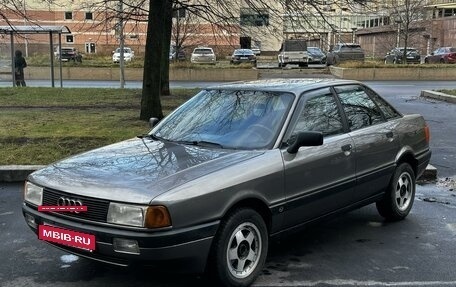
0 164 438 183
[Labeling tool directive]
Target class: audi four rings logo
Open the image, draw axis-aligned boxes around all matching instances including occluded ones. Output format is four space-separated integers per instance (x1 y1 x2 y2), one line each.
37 197 87 213
57 197 83 213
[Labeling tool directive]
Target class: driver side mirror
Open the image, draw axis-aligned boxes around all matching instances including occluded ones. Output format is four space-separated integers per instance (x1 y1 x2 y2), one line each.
287 131 323 154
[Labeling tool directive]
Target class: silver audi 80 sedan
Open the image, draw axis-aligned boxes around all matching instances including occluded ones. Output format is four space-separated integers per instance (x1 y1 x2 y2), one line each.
23 79 431 287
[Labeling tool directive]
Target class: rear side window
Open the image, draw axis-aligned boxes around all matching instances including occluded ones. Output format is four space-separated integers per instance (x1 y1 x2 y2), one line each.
291 88 344 138
335 85 384 131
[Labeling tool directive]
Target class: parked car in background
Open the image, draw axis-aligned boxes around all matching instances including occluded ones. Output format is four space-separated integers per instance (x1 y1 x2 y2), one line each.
307 47 326 64
112 47 134 63
424 47 456 64
169 48 186 61
384 47 421 64
326 43 364 66
54 47 82 62
23 78 431 287
191 47 216 64
278 39 309 68
230 49 257 65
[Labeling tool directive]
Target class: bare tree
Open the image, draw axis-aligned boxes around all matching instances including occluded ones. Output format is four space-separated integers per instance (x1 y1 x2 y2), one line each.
387 0 428 63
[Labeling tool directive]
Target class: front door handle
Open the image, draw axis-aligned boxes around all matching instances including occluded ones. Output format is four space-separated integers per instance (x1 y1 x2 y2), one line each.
341 144 352 156
386 131 394 142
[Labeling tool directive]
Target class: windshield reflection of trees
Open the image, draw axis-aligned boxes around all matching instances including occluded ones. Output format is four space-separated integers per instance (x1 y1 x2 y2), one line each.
336 87 383 130
155 90 293 149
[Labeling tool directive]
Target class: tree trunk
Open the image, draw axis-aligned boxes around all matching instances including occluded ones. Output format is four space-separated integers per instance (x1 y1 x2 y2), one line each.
161 2 173 96
140 0 168 121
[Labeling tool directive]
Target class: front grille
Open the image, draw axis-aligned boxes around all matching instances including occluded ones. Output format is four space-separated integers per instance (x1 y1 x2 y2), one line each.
42 188 109 223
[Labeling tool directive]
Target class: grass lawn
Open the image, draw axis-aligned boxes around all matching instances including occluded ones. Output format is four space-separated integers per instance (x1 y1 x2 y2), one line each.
0 87 197 165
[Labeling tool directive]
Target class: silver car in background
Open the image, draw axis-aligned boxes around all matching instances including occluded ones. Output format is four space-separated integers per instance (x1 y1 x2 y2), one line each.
23 79 431 287
191 47 216 64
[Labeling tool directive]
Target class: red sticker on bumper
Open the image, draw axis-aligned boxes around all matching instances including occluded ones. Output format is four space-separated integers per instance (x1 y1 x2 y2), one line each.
38 225 95 251
38 206 87 212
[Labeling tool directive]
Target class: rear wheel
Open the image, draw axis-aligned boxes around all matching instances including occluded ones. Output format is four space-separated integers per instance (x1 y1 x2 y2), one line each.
376 163 416 221
208 208 268 287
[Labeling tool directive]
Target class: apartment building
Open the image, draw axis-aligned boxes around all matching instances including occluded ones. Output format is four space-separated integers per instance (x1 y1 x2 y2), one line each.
2 0 456 58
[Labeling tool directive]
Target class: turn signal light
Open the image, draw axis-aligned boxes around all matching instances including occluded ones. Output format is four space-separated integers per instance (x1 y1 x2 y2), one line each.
424 124 430 144
145 206 172 228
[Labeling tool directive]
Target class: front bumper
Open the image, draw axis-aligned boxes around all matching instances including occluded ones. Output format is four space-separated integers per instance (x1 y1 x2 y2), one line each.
22 204 218 273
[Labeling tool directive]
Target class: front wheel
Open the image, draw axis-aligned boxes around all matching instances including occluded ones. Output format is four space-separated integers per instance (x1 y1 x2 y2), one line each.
208 208 268 287
376 163 416 221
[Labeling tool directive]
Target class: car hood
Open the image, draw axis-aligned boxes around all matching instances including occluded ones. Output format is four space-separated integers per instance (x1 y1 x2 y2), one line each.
29 138 263 204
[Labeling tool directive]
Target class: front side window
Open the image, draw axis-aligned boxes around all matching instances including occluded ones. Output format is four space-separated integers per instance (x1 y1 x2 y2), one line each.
152 90 294 149
289 88 344 139
335 85 384 131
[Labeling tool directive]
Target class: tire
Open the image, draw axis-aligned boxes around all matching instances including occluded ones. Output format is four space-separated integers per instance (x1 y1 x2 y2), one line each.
440 59 445 64
376 163 416 221
208 208 268 287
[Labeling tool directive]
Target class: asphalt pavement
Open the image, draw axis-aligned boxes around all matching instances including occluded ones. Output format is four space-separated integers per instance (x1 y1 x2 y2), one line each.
1 182 456 287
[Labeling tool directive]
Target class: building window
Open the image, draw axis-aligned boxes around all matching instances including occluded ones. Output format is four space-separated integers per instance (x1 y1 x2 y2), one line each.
85 12 93 20
240 9 269 27
66 35 74 43
64 11 73 20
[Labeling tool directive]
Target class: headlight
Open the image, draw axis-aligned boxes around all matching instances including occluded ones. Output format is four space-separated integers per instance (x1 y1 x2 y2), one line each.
107 203 171 228
24 182 43 206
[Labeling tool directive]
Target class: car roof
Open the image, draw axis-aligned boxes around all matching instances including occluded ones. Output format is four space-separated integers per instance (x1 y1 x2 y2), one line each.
207 78 361 95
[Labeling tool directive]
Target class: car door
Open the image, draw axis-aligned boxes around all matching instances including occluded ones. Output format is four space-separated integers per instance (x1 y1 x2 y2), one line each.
431 48 441 63
281 87 356 229
334 85 400 201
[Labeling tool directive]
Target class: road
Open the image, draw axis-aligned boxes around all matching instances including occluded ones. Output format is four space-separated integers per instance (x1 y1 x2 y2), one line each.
1 182 456 287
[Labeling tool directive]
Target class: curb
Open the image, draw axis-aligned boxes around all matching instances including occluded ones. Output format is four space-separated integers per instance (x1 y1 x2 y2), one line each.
420 90 456 104
0 165 45 182
0 164 438 183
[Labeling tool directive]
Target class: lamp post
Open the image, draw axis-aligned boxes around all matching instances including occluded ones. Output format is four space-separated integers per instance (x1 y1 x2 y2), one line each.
395 16 403 48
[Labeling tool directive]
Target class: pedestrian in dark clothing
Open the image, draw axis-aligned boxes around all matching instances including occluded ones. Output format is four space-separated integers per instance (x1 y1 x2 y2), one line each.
14 50 27 87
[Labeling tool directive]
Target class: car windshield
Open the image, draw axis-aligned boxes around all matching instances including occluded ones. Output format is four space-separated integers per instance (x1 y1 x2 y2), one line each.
194 49 213 54
448 47 456 52
115 48 131 53
234 49 254 55
152 90 294 149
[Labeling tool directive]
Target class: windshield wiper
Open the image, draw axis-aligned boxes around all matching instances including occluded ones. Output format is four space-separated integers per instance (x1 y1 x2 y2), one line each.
176 140 224 149
137 133 166 141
